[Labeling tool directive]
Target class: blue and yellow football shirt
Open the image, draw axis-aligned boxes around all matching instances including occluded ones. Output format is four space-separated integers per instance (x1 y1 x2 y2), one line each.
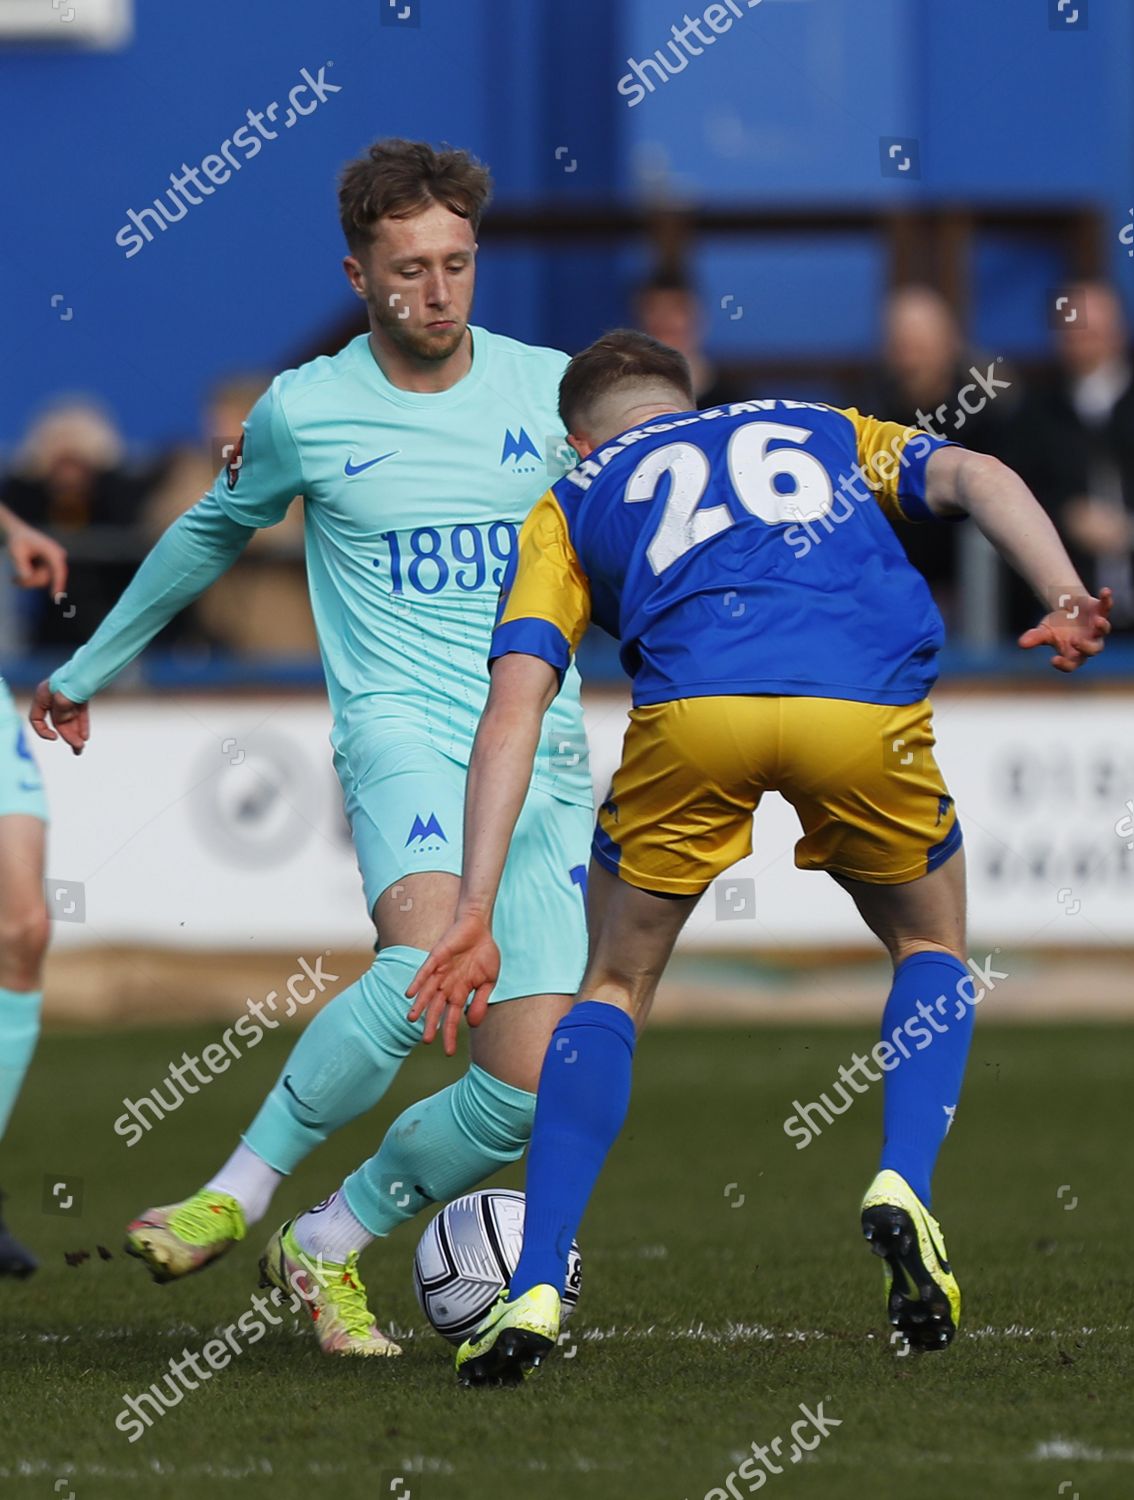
491 400 955 707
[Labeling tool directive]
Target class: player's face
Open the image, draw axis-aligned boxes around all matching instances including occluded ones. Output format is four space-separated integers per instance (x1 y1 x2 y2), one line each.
346 202 477 364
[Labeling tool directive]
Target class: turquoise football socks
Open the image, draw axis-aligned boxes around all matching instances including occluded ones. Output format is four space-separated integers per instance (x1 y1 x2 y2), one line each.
343 1063 536 1236
0 989 42 1140
242 946 425 1173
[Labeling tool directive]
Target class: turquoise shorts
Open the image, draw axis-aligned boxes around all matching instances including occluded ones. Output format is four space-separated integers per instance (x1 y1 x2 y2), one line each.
336 739 592 1004
0 681 48 822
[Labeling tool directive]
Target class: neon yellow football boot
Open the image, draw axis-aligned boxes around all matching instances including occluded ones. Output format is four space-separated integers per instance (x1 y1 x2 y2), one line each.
125 1189 246 1283
455 1284 561 1386
861 1169 961 1351
258 1220 401 1357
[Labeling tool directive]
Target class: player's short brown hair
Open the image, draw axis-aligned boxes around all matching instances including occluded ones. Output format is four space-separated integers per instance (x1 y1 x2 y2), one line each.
338 138 493 253
559 329 695 433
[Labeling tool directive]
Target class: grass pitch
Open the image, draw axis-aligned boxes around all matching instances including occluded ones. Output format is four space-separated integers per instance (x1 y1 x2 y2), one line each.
2 1022 1131 1500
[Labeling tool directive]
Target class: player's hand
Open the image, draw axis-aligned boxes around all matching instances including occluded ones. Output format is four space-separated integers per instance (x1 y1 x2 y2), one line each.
1018 588 1112 673
29 680 90 755
406 911 499 1057
7 522 67 599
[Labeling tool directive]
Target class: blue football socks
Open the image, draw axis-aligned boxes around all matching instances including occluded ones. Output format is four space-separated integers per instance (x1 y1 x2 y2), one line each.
510 1000 637 1299
878 951 975 1205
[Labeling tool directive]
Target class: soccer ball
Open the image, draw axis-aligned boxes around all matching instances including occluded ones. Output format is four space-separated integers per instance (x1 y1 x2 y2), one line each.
413 1189 582 1344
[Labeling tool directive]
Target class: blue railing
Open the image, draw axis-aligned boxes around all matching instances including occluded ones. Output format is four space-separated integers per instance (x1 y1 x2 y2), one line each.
4 639 1134 695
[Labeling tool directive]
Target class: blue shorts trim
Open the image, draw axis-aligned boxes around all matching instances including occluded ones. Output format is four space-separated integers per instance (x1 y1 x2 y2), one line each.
591 817 622 879
926 817 964 874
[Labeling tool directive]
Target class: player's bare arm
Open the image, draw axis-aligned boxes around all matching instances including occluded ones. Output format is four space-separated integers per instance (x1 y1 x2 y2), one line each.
923 446 1111 671
408 651 560 1053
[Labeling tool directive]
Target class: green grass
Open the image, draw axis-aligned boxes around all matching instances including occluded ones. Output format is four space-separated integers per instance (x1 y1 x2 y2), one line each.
2 1023 1131 1500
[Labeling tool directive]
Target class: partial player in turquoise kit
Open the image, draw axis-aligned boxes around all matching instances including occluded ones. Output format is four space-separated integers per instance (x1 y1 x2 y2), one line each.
410 330 1111 1383
31 140 592 1353
0 502 68 1277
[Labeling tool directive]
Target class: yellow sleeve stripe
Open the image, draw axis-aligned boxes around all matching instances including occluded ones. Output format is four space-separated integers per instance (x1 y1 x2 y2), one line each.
491 491 592 673
833 406 941 524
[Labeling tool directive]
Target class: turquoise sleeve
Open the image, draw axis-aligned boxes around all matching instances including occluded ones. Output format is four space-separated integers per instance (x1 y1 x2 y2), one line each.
213 379 305 529
49 496 255 703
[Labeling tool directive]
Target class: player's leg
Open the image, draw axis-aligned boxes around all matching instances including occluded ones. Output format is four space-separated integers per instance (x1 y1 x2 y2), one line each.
835 847 969 1203
259 992 570 1357
124 868 457 1285
125 748 467 1283
0 694 51 1279
323 790 590 1243
456 868 700 1382
0 816 49 1136
305 999 567 1258
504 701 770 1310
227 874 457 1200
458 699 765 1382
506 862 698 1287
272 795 591 1353
784 695 969 1349
833 853 969 1351
0 815 50 1279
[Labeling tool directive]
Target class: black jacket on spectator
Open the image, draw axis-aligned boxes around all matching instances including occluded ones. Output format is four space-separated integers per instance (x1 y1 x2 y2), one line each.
1 467 151 650
857 365 1020 628
1004 372 1134 634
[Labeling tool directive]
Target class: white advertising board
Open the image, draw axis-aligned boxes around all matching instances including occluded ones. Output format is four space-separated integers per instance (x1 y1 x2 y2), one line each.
29 692 1134 951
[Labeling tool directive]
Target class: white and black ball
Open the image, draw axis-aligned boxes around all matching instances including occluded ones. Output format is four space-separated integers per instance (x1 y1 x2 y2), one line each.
413 1189 582 1344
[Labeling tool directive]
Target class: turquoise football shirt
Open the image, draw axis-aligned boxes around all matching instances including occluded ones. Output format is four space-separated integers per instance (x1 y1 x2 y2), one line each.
214 328 591 807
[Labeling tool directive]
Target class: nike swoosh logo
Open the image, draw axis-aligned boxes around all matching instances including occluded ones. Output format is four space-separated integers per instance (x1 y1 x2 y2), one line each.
898 1264 921 1299
344 451 399 476
924 1224 950 1273
280 1075 316 1113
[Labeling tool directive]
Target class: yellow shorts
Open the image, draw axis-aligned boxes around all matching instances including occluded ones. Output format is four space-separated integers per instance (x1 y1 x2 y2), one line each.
592 696 961 896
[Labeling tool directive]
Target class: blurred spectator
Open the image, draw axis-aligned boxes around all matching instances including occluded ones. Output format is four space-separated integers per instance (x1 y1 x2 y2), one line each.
632 271 746 409
1008 281 1134 633
0 400 151 650
860 285 1019 628
147 376 316 657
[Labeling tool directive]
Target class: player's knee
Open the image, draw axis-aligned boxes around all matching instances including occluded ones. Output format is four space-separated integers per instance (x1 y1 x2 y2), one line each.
891 937 966 970
454 1064 535 1161
577 970 652 1023
354 947 431 1057
0 902 49 988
